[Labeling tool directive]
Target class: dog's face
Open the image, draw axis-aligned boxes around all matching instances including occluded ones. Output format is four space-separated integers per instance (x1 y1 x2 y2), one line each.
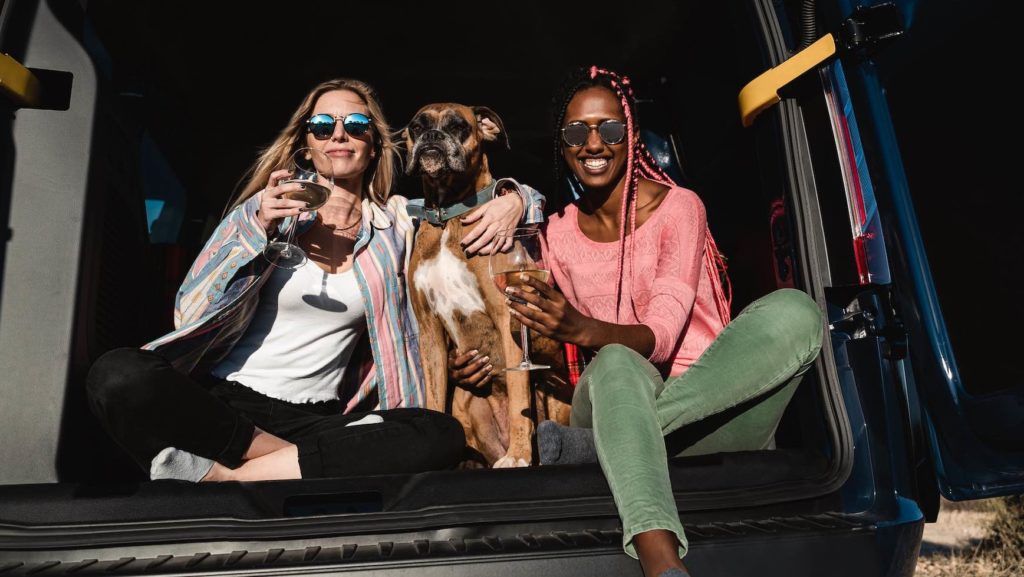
404 103 508 199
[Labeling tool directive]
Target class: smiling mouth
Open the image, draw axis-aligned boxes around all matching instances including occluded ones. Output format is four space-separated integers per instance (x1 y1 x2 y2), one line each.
579 158 610 172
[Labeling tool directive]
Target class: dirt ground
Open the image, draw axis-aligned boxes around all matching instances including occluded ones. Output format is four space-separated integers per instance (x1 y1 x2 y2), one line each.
916 499 1023 577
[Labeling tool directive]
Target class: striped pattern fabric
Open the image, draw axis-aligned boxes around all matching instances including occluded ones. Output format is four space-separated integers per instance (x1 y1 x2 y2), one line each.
345 196 424 410
144 193 425 411
144 182 545 412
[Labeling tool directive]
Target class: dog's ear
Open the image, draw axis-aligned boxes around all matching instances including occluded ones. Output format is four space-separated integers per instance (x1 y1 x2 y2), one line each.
473 106 510 150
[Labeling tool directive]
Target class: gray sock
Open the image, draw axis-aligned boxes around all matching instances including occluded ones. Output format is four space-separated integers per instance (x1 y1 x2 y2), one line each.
537 420 598 465
657 569 690 577
150 447 215 482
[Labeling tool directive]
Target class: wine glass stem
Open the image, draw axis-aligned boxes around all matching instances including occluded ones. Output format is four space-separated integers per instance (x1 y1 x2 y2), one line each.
283 215 299 256
520 323 532 366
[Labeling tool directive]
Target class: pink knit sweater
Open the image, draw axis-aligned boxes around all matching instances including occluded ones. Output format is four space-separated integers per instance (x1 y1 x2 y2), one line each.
544 187 726 377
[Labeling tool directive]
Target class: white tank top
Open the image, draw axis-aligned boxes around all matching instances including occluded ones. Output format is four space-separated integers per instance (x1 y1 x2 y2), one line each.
212 260 366 403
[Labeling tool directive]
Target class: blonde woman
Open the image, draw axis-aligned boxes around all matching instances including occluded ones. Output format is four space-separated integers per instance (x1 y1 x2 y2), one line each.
86 79 540 482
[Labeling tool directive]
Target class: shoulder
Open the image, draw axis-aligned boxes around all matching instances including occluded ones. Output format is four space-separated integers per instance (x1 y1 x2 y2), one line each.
385 194 409 212
651 186 708 254
659 186 706 220
544 203 576 233
542 205 577 246
376 195 413 230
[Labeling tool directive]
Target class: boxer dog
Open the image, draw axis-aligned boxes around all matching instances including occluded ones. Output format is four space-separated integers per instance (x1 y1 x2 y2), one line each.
404 103 571 468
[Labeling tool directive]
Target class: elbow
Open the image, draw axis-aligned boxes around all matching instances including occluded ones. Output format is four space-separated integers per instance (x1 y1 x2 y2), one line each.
645 319 681 364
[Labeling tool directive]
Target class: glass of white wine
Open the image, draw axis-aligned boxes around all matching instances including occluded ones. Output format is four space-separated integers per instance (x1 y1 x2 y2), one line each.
490 228 551 371
264 147 334 269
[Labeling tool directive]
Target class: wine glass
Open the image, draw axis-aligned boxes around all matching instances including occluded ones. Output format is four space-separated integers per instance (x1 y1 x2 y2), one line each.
490 228 551 371
263 147 334 269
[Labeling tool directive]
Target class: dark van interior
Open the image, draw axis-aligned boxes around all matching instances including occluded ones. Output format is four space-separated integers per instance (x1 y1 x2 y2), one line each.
0 0 846 528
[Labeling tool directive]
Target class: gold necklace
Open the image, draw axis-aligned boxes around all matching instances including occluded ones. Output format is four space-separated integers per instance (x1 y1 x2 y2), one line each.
323 215 361 240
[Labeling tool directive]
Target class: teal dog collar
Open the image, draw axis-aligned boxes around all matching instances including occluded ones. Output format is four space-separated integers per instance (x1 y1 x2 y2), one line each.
407 181 499 226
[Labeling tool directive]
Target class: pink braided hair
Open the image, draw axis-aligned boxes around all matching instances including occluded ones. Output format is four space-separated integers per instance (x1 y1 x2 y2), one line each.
587 66 732 325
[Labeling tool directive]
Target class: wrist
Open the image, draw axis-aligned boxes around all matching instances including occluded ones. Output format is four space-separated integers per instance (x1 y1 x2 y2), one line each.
497 184 526 221
571 317 597 349
512 189 526 221
256 212 272 233
259 215 278 236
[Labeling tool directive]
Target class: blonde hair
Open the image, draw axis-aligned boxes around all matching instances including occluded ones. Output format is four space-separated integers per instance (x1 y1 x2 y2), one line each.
225 78 397 214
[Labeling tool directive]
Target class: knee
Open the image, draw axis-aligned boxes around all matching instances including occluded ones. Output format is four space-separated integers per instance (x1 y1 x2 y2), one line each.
86 348 165 410
580 344 654 397
588 344 643 373
409 410 466 470
763 289 824 356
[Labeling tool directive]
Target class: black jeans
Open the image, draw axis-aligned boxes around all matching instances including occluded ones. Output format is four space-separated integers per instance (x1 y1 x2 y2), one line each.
86 348 465 478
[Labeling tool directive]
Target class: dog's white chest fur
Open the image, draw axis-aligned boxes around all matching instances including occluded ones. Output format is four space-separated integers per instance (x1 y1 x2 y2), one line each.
413 229 486 347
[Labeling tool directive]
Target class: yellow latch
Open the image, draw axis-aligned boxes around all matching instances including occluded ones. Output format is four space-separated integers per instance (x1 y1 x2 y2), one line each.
738 35 837 128
0 53 41 108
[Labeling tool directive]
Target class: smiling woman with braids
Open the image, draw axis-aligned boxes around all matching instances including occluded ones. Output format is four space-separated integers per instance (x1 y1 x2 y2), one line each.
456 67 825 576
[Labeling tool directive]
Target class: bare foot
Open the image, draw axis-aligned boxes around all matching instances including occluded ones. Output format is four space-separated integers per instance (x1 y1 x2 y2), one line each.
633 529 689 577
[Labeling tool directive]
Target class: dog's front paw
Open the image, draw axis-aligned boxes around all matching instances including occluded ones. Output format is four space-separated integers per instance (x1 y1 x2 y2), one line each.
492 454 530 468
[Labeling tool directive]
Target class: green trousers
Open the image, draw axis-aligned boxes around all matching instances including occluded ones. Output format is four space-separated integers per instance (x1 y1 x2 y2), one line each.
570 288 824 558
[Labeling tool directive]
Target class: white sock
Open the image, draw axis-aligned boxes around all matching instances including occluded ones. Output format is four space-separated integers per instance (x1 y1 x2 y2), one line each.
345 414 385 427
150 447 215 482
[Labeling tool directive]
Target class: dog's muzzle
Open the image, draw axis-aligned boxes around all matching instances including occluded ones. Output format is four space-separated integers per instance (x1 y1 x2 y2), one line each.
407 131 467 176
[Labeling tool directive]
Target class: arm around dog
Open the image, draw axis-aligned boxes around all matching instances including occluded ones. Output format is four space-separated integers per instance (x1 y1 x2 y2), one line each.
493 178 544 225
459 178 545 254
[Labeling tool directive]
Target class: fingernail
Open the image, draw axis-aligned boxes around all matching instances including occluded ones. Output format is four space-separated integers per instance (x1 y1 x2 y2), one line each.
480 356 490 363
485 364 493 371
505 287 516 294
470 349 478 356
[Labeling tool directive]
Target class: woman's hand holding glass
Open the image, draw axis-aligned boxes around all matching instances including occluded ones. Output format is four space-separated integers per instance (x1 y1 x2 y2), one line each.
504 275 590 345
263 148 335 269
450 274 590 383
258 169 308 234
489 229 551 371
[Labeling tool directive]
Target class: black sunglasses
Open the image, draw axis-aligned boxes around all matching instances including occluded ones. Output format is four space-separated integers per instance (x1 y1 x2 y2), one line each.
561 119 626 147
307 113 372 140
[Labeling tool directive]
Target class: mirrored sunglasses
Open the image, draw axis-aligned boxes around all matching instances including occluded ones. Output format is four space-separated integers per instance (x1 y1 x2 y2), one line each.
561 119 626 147
307 113 372 140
